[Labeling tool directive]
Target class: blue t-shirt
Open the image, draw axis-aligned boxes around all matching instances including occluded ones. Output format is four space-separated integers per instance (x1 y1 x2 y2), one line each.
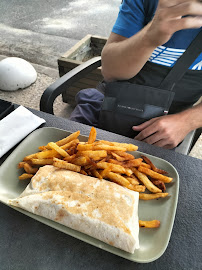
112 0 202 70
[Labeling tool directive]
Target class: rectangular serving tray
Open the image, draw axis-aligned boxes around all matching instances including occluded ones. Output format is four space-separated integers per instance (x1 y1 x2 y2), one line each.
0 127 179 263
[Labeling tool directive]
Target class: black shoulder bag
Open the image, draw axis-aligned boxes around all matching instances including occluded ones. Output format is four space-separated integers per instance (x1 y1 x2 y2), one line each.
98 30 202 138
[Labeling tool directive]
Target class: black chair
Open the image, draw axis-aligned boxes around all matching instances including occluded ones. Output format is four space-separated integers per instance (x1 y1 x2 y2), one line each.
40 56 199 155
40 56 102 115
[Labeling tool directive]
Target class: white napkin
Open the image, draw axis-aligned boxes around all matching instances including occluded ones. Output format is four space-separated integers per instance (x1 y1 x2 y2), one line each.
0 106 46 158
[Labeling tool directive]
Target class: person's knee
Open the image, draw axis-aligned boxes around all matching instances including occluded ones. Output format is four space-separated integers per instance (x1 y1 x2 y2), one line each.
75 88 104 104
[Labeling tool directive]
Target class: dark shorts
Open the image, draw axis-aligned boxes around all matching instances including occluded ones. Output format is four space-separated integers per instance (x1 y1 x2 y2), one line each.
69 88 104 126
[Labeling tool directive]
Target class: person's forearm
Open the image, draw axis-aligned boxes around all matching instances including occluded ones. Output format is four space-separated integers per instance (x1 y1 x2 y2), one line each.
179 102 202 131
101 1 202 82
101 23 156 81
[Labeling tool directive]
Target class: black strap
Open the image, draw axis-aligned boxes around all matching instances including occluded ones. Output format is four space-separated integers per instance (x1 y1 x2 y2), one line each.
159 30 202 91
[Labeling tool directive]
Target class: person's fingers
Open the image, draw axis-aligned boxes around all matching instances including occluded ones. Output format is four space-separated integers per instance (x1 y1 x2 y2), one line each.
163 144 175 149
167 1 202 18
158 0 201 10
153 139 175 148
132 118 157 132
134 124 159 141
141 132 166 145
172 16 202 31
155 1 202 34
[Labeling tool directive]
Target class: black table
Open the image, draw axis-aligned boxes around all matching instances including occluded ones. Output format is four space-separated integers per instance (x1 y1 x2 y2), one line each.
0 107 202 270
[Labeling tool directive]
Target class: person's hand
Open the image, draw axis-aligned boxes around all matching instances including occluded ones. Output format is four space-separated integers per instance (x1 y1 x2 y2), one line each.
147 0 202 47
132 113 193 149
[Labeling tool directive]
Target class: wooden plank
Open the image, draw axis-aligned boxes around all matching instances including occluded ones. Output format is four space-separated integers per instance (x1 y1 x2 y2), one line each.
59 66 103 81
75 77 99 86
58 64 102 78
59 69 102 79
72 80 98 89
59 63 101 73
58 35 106 63
62 81 102 105
58 35 106 105
91 35 108 44
62 87 81 105
62 78 99 105
86 73 103 81
61 35 91 59
62 95 76 105
58 58 82 67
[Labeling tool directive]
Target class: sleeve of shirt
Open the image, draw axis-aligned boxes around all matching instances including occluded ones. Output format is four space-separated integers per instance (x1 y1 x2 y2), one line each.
112 0 146 38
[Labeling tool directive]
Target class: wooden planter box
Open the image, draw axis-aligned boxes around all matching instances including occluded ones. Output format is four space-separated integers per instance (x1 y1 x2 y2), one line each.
58 35 107 106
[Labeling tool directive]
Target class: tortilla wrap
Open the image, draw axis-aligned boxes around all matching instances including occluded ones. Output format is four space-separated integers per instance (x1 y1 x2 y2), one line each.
9 165 139 253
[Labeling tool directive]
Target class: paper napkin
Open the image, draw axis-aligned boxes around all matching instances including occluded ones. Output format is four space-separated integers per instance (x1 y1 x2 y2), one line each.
0 106 46 158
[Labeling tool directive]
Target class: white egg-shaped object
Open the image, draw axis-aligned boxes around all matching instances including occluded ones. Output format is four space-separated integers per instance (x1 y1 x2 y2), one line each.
0 57 37 91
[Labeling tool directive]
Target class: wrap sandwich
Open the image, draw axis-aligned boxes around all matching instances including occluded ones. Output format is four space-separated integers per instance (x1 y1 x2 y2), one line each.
9 165 139 253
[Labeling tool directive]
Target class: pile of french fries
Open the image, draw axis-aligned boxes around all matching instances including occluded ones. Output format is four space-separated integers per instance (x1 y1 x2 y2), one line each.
18 127 173 228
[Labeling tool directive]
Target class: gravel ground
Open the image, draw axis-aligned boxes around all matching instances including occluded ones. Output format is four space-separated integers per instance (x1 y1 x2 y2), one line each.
0 71 74 118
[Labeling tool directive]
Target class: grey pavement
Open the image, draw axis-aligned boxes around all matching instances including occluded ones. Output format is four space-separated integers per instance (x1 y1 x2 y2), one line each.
0 0 120 68
0 0 121 118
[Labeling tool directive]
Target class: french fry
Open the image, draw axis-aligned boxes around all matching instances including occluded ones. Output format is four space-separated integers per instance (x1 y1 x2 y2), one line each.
132 168 162 193
71 156 89 166
80 169 88 176
106 172 131 188
38 146 47 151
96 141 137 151
124 168 133 177
77 144 94 151
139 162 151 169
111 152 126 161
83 164 96 171
36 149 61 159
139 220 160 228
47 142 69 158
77 144 127 152
23 163 38 174
100 167 112 178
127 184 146 193
63 154 77 162
151 179 166 192
31 158 54 165
91 169 103 179
18 162 27 169
124 158 143 167
141 155 168 175
108 159 123 166
88 127 97 144
112 142 138 152
139 193 169 200
94 145 127 151
79 150 107 159
125 176 140 185
138 166 173 183
61 139 79 150
53 131 80 147
107 173 144 192
23 153 37 161
113 151 135 160
66 145 78 156
19 173 33 180
96 162 127 175
53 157 81 172
94 140 113 145
108 158 142 168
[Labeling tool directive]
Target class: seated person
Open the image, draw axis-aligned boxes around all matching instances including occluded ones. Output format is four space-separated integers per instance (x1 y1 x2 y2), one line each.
70 0 202 149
